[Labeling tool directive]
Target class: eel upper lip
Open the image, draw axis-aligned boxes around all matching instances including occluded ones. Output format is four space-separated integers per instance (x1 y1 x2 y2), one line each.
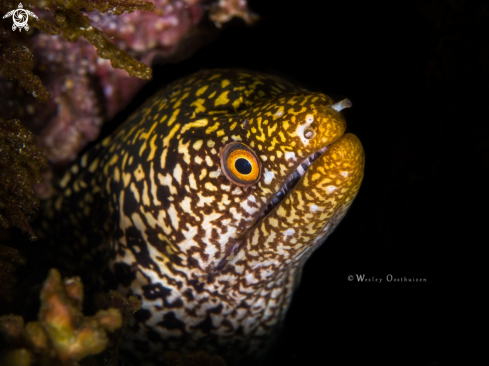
215 145 330 272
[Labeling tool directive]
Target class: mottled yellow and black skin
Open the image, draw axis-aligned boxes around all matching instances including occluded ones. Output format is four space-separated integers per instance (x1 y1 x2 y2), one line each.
42 70 365 364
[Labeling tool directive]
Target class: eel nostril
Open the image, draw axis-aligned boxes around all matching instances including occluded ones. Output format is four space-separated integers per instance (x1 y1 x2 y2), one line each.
331 98 352 112
304 128 315 139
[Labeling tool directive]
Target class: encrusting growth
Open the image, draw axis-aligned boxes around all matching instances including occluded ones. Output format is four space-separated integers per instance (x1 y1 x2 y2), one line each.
1 0 157 237
0 118 47 239
0 268 141 366
0 0 153 100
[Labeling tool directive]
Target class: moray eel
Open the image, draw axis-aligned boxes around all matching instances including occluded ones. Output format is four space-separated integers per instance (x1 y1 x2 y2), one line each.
42 70 364 364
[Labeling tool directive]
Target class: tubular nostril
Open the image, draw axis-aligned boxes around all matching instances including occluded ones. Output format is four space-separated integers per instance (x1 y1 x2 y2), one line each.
331 98 352 112
304 128 315 139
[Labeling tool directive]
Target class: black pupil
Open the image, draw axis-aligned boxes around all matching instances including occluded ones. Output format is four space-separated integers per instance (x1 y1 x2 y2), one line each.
235 158 252 175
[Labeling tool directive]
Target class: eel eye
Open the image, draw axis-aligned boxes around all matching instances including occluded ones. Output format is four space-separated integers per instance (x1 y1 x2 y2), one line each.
220 142 261 187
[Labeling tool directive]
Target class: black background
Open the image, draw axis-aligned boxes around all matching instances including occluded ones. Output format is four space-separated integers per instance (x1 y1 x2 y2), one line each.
92 0 488 365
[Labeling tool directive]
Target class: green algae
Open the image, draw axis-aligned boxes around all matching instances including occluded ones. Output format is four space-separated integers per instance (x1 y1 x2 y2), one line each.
0 118 47 239
0 37 50 102
0 0 155 238
0 0 153 105
52 7 152 79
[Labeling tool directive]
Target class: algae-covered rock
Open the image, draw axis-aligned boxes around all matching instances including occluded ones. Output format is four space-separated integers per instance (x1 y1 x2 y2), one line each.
0 118 47 239
1 0 257 168
89 291 142 365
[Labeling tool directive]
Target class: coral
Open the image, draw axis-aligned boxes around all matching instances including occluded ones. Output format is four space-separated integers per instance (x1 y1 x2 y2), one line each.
1 0 154 79
11 0 204 164
0 244 26 314
0 117 47 238
0 0 152 109
0 0 158 206
208 0 258 27
0 269 127 366
1 0 256 172
0 0 193 165
90 291 142 365
50 3 153 80
94 291 142 320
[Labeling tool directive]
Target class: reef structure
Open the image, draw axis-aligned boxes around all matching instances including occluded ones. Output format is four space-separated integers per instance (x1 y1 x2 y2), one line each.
0 117 47 237
0 268 143 366
0 0 257 198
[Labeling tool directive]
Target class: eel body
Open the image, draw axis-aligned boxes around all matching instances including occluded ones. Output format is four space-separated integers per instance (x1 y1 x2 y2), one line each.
42 70 365 364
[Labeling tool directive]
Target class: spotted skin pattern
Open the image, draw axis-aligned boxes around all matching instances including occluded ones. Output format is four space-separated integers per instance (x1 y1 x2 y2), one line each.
42 70 365 364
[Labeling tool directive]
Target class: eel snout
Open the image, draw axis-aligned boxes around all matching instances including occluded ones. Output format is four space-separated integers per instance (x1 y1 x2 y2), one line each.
234 132 365 271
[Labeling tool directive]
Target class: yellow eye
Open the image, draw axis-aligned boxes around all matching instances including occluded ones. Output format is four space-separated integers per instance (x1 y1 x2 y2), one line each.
220 142 261 187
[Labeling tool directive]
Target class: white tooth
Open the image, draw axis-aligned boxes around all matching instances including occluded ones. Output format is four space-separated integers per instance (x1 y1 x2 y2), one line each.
297 165 306 176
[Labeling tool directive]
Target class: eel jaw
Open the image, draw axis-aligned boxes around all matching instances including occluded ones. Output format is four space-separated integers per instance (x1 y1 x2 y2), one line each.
261 146 329 218
260 98 354 218
215 145 330 271
216 99 358 272
247 133 363 264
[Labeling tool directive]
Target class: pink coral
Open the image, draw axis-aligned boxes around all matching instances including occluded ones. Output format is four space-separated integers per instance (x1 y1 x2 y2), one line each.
1 0 206 165
208 0 258 26
89 0 204 55
1 0 256 173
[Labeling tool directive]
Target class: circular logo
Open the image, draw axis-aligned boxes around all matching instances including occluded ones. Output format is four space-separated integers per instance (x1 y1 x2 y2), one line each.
2 3 38 32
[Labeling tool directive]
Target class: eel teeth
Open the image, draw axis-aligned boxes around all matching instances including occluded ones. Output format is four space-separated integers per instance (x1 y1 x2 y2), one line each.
262 146 328 217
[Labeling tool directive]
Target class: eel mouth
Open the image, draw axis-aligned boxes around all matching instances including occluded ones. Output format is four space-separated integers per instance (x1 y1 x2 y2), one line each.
260 145 329 219
216 98 355 271
216 145 330 271
215 133 365 273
